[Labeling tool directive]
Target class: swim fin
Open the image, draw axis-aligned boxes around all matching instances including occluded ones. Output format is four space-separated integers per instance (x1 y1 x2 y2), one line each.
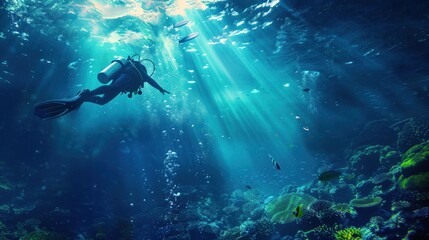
34 90 89 120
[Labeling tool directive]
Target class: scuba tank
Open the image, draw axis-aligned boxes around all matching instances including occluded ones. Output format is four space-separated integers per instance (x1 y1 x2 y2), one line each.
97 58 128 84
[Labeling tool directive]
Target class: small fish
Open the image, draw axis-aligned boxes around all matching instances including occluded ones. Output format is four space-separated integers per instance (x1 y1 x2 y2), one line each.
245 185 252 189
292 204 304 217
302 88 310 92
318 170 341 182
179 32 199 44
268 154 281 170
174 20 190 28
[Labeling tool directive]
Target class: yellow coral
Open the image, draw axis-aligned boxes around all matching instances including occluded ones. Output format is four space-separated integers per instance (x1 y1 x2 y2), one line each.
335 227 362 240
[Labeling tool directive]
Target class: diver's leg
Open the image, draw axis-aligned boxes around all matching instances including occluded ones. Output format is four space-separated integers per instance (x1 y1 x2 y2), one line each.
80 73 133 105
85 91 121 105
82 83 122 105
88 85 115 96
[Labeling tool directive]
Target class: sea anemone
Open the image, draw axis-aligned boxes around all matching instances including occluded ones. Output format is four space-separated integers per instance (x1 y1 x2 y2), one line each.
335 227 362 240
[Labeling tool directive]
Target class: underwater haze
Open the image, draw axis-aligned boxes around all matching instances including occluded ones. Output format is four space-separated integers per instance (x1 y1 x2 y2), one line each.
1 0 429 239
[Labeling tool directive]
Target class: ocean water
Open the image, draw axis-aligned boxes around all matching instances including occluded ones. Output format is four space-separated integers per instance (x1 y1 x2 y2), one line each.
1 0 429 239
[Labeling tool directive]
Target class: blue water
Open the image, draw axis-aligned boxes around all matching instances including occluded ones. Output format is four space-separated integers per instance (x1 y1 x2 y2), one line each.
1 0 429 239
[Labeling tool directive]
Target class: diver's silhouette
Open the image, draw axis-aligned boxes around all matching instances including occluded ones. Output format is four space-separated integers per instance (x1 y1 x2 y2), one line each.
34 55 170 120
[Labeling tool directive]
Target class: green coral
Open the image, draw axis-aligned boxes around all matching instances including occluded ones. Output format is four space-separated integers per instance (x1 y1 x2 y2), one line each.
265 193 316 224
335 227 362 240
349 196 382 208
399 172 429 191
398 140 429 191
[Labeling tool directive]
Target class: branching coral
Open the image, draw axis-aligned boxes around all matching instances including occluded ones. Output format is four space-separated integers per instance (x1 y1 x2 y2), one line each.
335 227 362 240
264 193 316 224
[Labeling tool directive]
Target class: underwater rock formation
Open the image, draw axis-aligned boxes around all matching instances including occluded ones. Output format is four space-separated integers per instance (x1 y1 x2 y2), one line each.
398 140 429 191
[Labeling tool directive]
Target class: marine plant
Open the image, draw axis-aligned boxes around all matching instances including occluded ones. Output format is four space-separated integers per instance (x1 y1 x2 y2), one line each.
264 193 316 224
349 196 382 208
334 227 362 240
398 140 429 191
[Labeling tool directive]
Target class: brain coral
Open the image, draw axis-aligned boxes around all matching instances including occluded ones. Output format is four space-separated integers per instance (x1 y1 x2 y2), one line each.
264 193 316 224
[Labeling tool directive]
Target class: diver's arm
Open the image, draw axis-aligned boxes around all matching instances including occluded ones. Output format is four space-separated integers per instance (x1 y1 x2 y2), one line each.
145 76 171 95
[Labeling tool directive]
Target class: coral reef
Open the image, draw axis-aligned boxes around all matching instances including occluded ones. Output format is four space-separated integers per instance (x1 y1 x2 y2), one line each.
344 119 397 159
334 227 362 240
349 145 400 176
398 140 429 191
397 118 429 152
349 196 382 208
20 230 60 240
221 226 241 240
251 218 274 240
220 218 274 240
264 193 316 224
332 203 357 217
308 200 334 219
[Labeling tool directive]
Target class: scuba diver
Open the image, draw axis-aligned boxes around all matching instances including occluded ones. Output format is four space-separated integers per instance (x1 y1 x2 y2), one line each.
34 55 170 120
